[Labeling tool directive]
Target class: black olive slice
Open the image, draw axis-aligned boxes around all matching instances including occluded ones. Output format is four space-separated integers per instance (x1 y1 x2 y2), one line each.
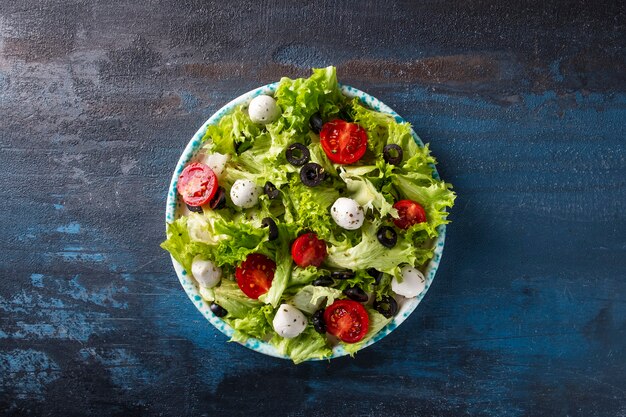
376 226 398 248
312 276 334 287
210 303 228 317
374 295 398 318
300 162 325 187
261 217 279 241
264 181 280 200
309 113 324 134
344 286 369 302
286 143 310 167
209 186 226 210
186 203 203 213
383 144 403 165
331 270 355 280
367 268 384 285
312 308 326 334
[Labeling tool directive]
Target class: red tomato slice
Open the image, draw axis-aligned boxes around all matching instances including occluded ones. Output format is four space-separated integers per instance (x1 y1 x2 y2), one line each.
291 233 327 268
177 162 218 207
319 119 368 164
324 300 369 343
392 199 427 229
235 253 276 299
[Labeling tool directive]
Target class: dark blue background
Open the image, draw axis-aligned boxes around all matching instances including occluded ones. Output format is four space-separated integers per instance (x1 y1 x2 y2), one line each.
1 1 624 416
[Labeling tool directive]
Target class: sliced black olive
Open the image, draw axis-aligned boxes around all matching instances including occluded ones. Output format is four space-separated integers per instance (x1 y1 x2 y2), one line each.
210 302 228 318
264 181 280 200
344 286 369 303
383 144 403 165
312 308 326 334
309 112 324 134
186 203 203 213
286 143 310 167
300 162 325 187
261 217 279 241
377 226 398 248
374 295 398 318
367 268 384 285
331 270 355 280
209 186 226 210
313 276 334 287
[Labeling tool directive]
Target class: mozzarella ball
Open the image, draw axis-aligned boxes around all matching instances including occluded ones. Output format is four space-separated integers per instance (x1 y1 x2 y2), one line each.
392 265 426 298
230 179 261 208
330 197 365 230
191 257 222 288
248 95 281 124
273 304 307 339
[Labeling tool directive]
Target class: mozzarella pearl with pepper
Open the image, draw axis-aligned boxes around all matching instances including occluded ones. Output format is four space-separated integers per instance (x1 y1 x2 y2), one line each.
248 95 281 124
330 197 365 230
191 257 222 288
230 179 261 208
392 265 426 298
272 304 307 338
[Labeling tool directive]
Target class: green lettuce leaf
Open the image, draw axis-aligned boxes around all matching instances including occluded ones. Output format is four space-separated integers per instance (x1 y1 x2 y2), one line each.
282 179 339 240
203 105 261 155
258 224 295 307
228 304 274 343
213 280 262 319
223 128 303 189
393 175 455 238
325 222 416 275
161 217 210 272
274 66 346 135
285 266 328 292
270 327 332 364
186 211 232 245
342 308 392 355
289 285 343 314
338 165 397 217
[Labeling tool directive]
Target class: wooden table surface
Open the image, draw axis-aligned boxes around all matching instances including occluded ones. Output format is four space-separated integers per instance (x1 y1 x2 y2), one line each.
1 1 625 416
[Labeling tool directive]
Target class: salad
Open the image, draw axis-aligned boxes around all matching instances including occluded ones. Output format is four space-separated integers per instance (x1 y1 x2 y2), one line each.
162 67 455 363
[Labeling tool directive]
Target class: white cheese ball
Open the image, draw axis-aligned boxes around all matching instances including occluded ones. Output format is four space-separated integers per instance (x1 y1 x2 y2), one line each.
248 95 281 124
273 304 307 339
392 265 426 298
230 179 261 208
191 257 222 288
330 197 365 230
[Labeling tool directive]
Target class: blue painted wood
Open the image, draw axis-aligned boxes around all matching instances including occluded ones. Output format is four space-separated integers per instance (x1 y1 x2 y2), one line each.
0 0 624 415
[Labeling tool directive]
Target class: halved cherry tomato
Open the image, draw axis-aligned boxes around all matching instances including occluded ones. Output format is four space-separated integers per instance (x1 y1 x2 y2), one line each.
392 199 427 229
177 162 218 207
291 233 327 267
235 253 276 299
324 300 369 343
319 119 368 164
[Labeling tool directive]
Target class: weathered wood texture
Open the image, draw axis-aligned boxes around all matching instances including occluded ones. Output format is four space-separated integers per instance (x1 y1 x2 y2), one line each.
1 1 625 416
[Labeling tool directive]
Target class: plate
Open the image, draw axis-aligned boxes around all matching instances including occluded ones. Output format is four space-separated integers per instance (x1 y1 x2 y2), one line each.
165 83 446 360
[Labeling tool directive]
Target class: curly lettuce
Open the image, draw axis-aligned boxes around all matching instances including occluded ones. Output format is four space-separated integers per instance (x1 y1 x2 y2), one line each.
270 327 332 364
274 66 346 134
325 222 416 275
203 105 261 155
